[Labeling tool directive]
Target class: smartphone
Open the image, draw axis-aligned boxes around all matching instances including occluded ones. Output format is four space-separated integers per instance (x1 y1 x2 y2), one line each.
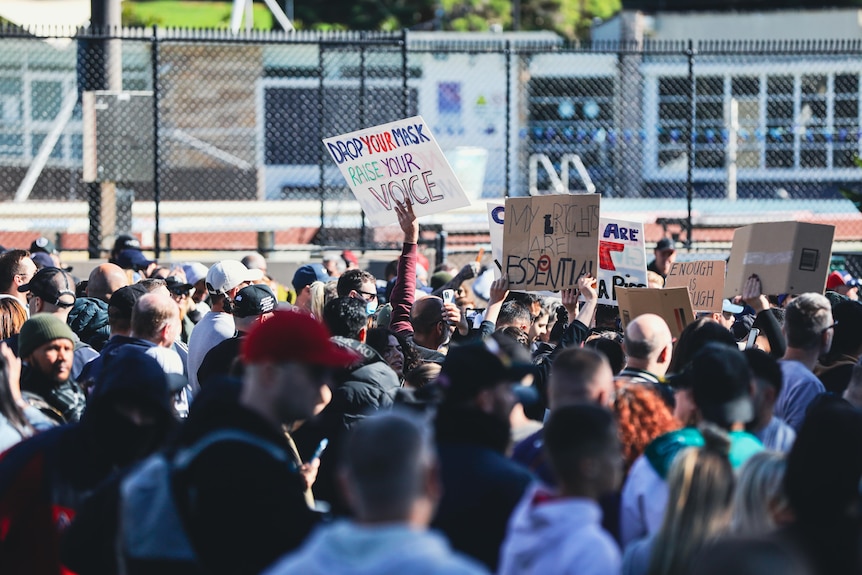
442 289 455 304
745 328 760 349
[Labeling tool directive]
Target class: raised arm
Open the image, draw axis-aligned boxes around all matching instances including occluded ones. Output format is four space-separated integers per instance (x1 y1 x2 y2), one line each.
388 201 419 336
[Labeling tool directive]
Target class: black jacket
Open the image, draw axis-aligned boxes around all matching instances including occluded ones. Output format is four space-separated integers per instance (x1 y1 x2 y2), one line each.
432 407 533 571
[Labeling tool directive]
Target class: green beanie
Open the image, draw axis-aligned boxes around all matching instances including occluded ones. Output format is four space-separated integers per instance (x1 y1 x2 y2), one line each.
19 314 75 358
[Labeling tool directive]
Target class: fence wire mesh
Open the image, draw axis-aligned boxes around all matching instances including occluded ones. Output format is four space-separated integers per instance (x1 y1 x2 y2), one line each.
0 28 861 259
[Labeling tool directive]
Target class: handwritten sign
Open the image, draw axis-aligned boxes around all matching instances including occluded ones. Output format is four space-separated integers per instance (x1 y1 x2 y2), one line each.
502 194 600 292
323 116 471 227
616 286 694 339
487 202 505 279
665 260 726 313
597 217 647 306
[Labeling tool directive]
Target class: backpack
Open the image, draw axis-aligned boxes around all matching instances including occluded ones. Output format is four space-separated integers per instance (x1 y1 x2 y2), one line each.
118 429 294 568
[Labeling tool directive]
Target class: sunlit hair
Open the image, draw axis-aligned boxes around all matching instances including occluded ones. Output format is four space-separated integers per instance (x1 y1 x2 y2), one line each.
731 450 789 536
647 424 735 575
614 383 681 473
0 298 27 339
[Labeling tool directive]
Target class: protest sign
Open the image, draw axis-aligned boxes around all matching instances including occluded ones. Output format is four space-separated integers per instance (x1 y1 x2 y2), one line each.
502 193 600 292
665 260 726 313
597 217 647 306
724 221 835 298
616 286 695 339
323 116 471 227
487 202 505 279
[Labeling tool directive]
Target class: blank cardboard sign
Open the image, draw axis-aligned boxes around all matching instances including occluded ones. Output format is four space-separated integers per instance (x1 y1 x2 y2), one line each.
724 221 834 298
616 286 695 339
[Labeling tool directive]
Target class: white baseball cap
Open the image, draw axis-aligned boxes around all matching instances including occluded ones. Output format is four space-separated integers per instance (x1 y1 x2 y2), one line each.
206 260 263 295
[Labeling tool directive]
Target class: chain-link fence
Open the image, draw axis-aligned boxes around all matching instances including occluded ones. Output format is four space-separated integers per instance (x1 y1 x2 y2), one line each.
1 27 861 259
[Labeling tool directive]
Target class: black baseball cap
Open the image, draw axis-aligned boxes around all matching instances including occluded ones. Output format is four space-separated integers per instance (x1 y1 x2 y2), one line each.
108 283 149 319
688 343 755 427
18 267 76 308
656 237 677 252
233 284 276 318
165 276 194 295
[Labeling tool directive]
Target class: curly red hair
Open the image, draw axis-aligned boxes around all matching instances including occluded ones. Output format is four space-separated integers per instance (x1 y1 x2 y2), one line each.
614 382 681 473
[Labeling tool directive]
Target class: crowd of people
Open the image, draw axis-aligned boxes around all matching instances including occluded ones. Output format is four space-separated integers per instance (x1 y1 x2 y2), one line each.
0 210 861 575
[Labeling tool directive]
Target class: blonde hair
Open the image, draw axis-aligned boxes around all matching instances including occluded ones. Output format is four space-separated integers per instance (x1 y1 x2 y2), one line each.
647 424 735 575
309 280 327 320
731 450 788 536
0 298 27 339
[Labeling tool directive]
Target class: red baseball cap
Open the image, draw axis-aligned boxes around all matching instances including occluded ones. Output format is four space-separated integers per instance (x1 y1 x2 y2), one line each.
241 309 359 367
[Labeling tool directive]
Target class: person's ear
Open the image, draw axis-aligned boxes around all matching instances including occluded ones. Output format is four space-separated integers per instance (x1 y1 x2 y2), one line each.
358 326 367 343
475 388 494 413
657 345 671 364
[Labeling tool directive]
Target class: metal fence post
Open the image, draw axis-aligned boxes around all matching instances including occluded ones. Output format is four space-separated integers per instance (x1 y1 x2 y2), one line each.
317 41 326 245
505 39 512 197
359 34 367 251
151 25 161 258
686 39 696 248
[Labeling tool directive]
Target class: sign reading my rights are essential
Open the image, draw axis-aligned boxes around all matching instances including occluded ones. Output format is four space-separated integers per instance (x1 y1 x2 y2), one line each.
323 116 471 227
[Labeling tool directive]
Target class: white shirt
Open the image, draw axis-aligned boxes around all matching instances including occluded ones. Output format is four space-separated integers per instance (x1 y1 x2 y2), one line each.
620 455 668 549
498 484 621 575
186 311 235 389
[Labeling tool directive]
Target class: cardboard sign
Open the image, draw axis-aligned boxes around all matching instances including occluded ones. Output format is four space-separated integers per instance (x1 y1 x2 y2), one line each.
502 193 600 292
597 217 647 306
616 286 695 339
323 116 470 227
487 202 505 279
724 221 835 298
665 260 726 313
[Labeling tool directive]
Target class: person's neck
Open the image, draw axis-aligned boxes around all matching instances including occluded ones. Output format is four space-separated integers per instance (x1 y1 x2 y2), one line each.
559 482 600 502
357 501 432 530
625 360 664 378
783 347 820 371
239 387 283 434
413 332 438 350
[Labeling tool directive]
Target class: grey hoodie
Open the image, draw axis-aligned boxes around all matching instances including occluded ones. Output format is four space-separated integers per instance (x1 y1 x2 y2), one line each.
262 520 488 575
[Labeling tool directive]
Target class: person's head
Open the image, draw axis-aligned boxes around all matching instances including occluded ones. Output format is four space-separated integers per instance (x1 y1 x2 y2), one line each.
322 252 347 278
404 362 441 390
594 304 621 331
688 343 755 431
164 275 195 319
711 299 744 330
131 292 181 347
323 297 369 342
18 314 76 384
0 298 27 339
89 346 181 467
241 252 267 275
825 299 862 359
182 262 209 305
614 383 681 473
410 296 450 350
649 424 736 575
548 347 615 409
339 411 439 525
669 316 738 374
499 326 529 348
336 268 377 312
240 310 358 426
231 283 276 333
528 307 549 342
623 313 674 376
731 451 790 536
436 333 533 423
20 267 76 317
108 283 150 336
109 234 140 262
115 248 158 278
653 237 677 276
87 263 129 302
744 348 783 431
293 264 331 312
496 300 532 332
826 270 859 301
366 328 412 379
585 332 626 374
0 249 36 304
783 292 833 354
206 260 264 312
784 400 862 523
544 404 622 500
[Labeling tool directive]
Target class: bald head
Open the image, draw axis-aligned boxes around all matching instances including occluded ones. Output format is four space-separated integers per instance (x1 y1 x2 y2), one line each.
241 252 267 274
87 263 129 302
411 296 444 335
549 347 615 409
624 313 673 375
131 292 180 346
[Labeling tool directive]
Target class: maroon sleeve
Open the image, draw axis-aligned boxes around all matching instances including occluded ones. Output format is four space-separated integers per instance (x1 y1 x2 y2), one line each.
389 242 417 336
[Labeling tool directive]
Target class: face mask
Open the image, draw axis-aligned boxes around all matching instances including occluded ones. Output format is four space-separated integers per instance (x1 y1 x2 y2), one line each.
366 300 378 316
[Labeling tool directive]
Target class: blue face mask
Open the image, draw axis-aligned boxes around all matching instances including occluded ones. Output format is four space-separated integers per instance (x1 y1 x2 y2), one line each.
366 300 378 316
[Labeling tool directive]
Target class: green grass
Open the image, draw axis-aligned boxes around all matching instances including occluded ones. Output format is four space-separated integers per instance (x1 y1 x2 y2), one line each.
123 1 274 30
